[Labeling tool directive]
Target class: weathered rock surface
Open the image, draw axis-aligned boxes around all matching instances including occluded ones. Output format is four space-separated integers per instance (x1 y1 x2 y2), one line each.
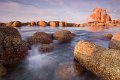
53 30 74 43
0 27 28 64
37 21 47 27
109 32 120 50
74 40 120 80
87 8 111 23
28 32 52 45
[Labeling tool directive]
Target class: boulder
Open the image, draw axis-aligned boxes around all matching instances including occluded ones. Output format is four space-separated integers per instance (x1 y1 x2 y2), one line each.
0 27 28 64
109 32 120 50
59 21 67 27
74 40 120 80
87 8 111 23
12 21 22 27
0 64 7 77
37 21 47 27
54 62 84 80
49 21 59 27
38 44 54 52
103 33 113 39
28 32 52 45
53 30 74 43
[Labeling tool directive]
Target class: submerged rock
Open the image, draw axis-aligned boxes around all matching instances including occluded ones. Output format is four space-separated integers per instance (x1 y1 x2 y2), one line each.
53 30 74 43
28 32 52 45
0 27 28 64
109 32 120 50
38 44 54 52
103 33 113 39
0 64 7 77
74 40 120 80
54 62 84 80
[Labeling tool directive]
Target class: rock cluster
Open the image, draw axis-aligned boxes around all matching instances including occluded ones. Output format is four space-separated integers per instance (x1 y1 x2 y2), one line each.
74 40 120 80
0 27 28 64
87 8 111 23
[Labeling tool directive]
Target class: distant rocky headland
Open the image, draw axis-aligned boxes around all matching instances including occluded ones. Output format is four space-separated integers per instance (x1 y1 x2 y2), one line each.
0 8 120 27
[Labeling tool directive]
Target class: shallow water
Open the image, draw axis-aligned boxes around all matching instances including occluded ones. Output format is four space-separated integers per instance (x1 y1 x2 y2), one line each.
3 26 120 80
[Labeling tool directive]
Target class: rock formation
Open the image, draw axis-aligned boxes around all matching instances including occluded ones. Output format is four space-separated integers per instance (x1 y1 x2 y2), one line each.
87 8 111 23
37 21 47 27
49 21 59 27
53 30 74 43
0 27 28 64
74 40 120 80
59 21 67 27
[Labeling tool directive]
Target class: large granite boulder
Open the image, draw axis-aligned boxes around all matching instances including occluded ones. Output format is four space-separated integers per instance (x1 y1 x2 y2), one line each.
53 30 74 43
0 27 28 64
87 8 111 23
109 32 120 50
28 32 52 45
74 40 120 80
37 21 47 27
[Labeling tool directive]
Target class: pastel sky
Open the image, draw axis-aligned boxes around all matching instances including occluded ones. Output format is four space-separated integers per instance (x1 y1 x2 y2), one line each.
0 0 120 23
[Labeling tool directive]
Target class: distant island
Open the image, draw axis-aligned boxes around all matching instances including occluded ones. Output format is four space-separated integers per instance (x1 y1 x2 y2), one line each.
0 8 120 27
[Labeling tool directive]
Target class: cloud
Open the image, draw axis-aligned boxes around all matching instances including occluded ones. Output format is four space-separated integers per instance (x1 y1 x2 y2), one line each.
0 0 120 23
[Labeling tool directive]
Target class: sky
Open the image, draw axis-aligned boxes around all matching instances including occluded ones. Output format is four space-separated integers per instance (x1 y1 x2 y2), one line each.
0 0 120 23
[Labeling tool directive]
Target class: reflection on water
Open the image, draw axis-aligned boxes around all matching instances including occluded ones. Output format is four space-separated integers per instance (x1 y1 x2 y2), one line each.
4 26 120 80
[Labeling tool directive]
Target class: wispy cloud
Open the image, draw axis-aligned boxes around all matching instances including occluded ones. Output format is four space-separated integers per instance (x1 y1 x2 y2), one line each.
0 0 120 23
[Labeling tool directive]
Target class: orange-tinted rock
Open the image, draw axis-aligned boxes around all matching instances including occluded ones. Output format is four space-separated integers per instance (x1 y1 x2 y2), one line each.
59 21 67 27
53 30 74 43
49 21 59 27
28 32 52 45
103 33 113 39
12 21 22 27
37 21 47 27
74 40 120 80
109 32 120 50
87 8 111 23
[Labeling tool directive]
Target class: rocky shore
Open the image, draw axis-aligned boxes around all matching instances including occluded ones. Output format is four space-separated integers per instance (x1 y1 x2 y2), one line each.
74 31 120 80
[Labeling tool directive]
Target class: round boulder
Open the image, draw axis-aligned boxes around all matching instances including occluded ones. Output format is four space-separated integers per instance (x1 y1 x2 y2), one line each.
37 21 47 27
49 21 59 27
28 32 52 45
12 21 22 27
0 27 28 64
53 30 74 43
